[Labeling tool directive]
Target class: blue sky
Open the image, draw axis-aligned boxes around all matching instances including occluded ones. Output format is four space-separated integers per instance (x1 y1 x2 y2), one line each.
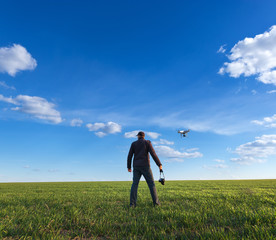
1 0 276 182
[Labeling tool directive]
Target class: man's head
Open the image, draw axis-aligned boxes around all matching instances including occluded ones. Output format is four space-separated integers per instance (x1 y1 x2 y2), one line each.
136 131 145 139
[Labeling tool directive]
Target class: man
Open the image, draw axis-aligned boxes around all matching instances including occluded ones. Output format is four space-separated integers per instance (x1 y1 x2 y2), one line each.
127 131 163 207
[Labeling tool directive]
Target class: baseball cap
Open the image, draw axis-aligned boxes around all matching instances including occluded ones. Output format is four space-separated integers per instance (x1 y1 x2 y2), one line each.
136 131 145 137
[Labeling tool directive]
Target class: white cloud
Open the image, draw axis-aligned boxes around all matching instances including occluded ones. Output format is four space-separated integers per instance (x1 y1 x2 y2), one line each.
251 89 257 95
215 164 228 168
217 44 226 53
213 159 225 163
251 120 263 125
86 122 105 131
124 130 160 139
147 131 161 139
0 94 63 124
0 44 37 76
70 118 83 127
0 81 16 90
154 145 202 162
86 121 121 137
186 148 199 152
258 70 276 84
0 94 16 104
124 130 140 138
267 90 276 94
219 25 276 85
152 139 174 145
252 114 276 128
203 164 228 170
231 134 276 164
95 132 107 137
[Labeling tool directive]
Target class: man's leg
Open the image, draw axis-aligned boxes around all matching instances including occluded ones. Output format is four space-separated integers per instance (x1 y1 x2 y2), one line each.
142 167 160 206
130 167 142 207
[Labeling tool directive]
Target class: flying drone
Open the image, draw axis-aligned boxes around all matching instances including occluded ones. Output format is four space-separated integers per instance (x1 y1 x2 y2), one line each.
177 129 190 137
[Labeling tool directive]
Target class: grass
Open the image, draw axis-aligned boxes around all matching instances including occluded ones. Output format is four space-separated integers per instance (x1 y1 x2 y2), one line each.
0 179 275 239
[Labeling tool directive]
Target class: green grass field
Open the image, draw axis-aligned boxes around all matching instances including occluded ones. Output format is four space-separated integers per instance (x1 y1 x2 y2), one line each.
0 180 275 239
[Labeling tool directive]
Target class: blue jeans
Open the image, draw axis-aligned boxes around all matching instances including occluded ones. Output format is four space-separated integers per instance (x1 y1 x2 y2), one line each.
130 166 160 206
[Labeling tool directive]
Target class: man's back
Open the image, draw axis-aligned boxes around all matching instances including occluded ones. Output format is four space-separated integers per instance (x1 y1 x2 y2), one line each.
127 138 161 168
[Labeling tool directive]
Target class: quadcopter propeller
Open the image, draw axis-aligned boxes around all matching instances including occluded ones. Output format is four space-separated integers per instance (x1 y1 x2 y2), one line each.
176 129 183 138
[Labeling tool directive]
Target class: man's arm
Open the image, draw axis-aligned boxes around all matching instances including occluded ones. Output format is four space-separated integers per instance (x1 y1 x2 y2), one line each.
127 143 134 170
148 141 162 167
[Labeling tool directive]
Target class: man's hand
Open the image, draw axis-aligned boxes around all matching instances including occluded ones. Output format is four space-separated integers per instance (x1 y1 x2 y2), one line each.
159 165 163 172
128 168 132 172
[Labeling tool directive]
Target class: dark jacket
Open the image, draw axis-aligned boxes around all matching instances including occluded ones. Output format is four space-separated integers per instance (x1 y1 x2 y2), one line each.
127 138 162 169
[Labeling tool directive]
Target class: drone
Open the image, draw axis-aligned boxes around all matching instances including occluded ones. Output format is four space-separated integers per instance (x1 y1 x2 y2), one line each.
177 129 190 137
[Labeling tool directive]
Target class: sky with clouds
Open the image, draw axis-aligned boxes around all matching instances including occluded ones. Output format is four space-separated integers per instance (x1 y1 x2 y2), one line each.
1 0 276 182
